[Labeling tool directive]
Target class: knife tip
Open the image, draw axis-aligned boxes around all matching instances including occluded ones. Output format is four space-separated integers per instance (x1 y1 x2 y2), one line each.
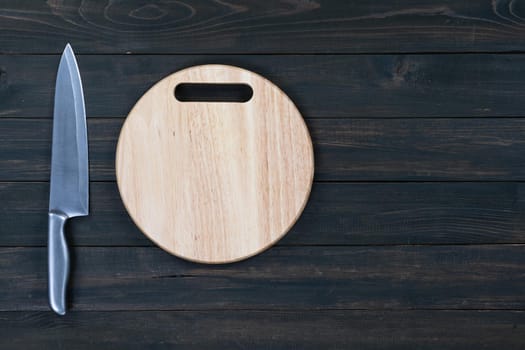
63 43 74 56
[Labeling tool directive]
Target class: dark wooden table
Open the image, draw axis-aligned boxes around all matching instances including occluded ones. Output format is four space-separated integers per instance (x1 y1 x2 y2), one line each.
1 1 525 348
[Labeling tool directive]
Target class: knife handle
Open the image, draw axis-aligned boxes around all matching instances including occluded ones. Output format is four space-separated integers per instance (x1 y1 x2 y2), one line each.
48 212 69 316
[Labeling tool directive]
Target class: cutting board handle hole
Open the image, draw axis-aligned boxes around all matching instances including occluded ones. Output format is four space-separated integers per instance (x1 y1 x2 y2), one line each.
174 83 253 103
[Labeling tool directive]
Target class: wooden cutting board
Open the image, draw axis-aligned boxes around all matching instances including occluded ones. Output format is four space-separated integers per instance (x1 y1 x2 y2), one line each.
116 64 314 264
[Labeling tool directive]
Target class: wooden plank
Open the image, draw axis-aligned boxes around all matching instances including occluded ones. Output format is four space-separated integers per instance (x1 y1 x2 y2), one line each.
0 310 524 349
1 182 525 247
2 118 525 181
1 245 525 311
2 54 525 119
1 1 525 54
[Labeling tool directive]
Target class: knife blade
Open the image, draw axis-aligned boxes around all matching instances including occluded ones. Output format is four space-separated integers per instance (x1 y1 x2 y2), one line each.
48 43 88 316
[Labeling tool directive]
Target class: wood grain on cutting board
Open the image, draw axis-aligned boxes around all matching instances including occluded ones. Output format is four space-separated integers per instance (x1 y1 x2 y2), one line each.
115 65 314 264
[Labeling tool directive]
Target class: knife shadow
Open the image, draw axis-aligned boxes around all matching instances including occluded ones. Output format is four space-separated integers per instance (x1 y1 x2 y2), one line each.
63 219 78 311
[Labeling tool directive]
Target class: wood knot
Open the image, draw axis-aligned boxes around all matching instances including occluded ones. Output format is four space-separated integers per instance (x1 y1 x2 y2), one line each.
0 68 7 86
391 57 418 86
129 4 167 20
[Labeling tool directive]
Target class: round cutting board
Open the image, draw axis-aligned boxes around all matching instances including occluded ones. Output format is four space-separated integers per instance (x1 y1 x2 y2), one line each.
116 64 314 264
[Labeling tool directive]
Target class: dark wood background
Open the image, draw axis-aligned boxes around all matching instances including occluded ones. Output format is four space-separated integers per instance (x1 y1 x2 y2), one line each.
1 0 525 348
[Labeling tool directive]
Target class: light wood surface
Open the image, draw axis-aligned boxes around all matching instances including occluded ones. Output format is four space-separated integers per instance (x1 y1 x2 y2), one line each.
115 65 314 264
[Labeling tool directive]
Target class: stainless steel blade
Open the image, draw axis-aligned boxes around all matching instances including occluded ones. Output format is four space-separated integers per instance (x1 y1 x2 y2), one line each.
49 44 88 217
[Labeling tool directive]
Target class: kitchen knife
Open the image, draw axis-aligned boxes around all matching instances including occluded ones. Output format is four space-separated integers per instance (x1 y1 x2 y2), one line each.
48 44 88 316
